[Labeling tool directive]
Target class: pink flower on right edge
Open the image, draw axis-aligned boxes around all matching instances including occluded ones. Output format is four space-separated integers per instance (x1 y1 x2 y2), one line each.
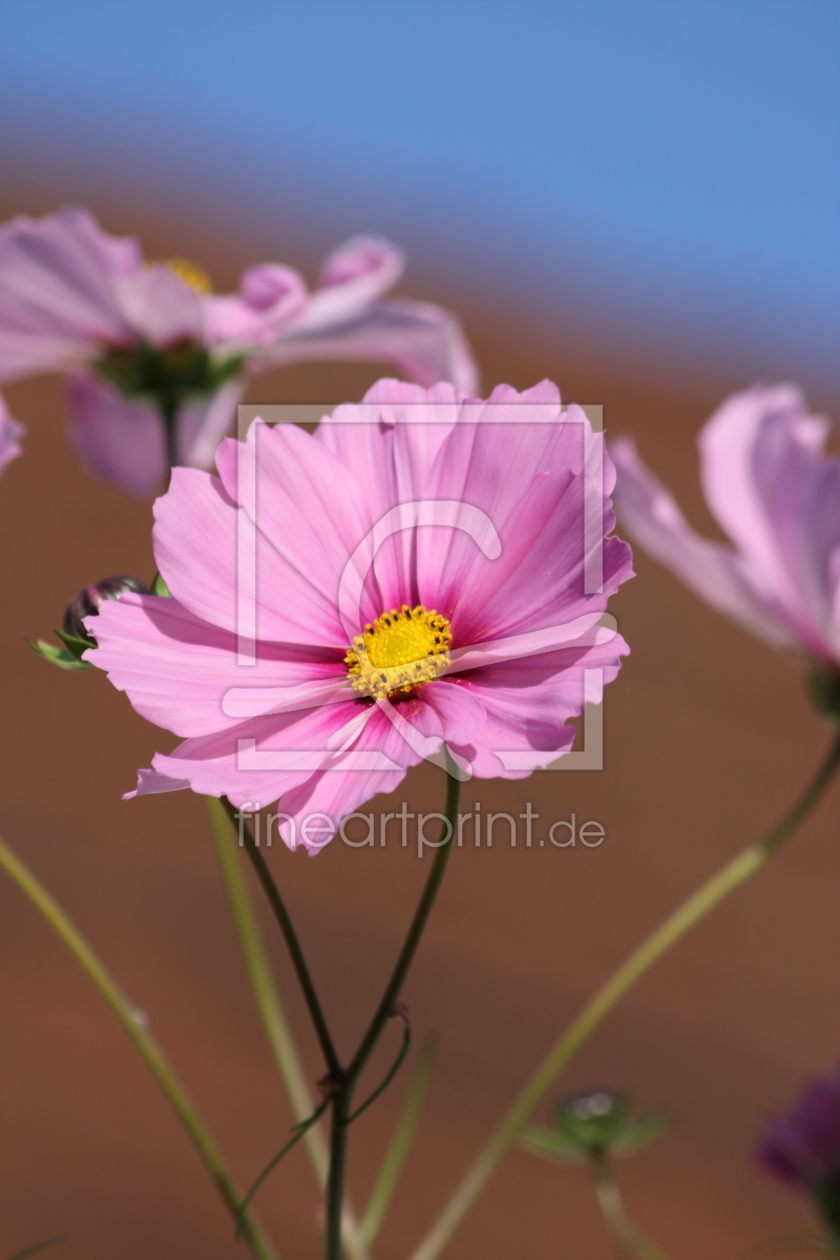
611 385 840 704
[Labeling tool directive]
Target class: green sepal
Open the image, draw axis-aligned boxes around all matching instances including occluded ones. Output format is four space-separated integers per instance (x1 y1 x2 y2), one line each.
610 1111 670 1155
519 1107 669 1164
94 341 245 406
55 628 96 660
27 637 92 671
518 1125 587 1164
151 572 172 597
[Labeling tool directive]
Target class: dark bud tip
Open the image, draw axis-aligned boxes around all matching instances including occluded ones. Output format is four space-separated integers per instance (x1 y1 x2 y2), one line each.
808 662 840 726
555 1089 628 1153
62 575 150 642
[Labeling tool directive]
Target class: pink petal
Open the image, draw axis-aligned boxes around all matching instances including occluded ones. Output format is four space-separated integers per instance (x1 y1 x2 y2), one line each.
316 379 464 614
87 592 348 738
66 371 167 499
261 298 479 394
448 635 628 779
176 375 247 470
66 371 247 498
696 384 840 655
257 703 425 852
414 391 631 642
304 236 405 328
202 265 307 347
611 434 797 650
144 700 379 817
152 464 347 645
114 266 203 347
0 208 138 380
215 419 374 637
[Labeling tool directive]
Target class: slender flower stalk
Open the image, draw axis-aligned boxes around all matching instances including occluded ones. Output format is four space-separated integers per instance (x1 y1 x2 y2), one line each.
590 1152 671 1260
221 798 342 1077
409 731 840 1260
324 761 461 1260
219 758 459 1260
0 832 277 1260
205 798 371 1260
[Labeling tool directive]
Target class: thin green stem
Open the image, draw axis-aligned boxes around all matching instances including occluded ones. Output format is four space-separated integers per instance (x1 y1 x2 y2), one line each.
236 1098 331 1236
410 731 840 1260
591 1152 671 1260
326 1090 352 1260
359 1033 439 1248
348 762 460 1089
160 397 179 478
325 757 461 1260
207 799 371 1260
221 798 341 1079
348 1021 411 1124
0 834 277 1260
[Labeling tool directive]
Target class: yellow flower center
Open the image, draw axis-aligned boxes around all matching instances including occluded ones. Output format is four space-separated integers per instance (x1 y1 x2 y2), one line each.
160 257 213 294
345 605 452 701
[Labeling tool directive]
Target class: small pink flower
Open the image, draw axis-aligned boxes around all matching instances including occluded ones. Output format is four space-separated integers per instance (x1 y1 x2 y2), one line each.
0 393 23 475
0 209 478 497
611 385 840 667
86 379 632 851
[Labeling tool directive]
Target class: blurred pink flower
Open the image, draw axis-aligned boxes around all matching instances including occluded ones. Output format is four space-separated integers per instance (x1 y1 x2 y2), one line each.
612 384 840 667
0 393 23 475
0 208 477 497
86 379 632 850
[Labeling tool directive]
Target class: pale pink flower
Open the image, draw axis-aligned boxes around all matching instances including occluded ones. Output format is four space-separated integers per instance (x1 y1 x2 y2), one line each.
85 379 632 851
0 393 23 475
612 385 840 668
0 208 477 497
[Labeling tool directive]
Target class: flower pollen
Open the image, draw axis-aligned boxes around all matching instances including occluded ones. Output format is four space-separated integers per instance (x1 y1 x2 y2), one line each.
345 605 452 701
163 257 212 294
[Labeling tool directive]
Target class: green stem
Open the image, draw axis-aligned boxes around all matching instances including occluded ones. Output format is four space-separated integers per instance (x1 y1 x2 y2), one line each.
359 1033 439 1249
160 397 179 477
206 799 371 1260
325 757 461 1260
409 731 840 1260
591 1152 671 1260
221 798 342 1079
0 833 277 1260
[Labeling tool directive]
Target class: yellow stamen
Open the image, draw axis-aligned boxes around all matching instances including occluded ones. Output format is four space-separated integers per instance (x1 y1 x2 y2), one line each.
345 605 452 701
158 257 212 295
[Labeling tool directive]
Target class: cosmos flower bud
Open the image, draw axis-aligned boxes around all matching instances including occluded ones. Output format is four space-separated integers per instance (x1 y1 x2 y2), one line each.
556 1090 629 1154
520 1090 667 1165
62 575 150 643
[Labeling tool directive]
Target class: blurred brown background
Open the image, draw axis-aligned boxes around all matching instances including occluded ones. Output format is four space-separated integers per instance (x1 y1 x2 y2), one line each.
2 198 840 1260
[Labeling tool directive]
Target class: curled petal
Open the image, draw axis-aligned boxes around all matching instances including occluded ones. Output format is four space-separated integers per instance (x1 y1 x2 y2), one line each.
262 297 479 393
202 265 307 347
306 235 405 327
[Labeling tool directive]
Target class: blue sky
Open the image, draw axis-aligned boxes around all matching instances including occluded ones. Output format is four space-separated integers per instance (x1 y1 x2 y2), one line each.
1 0 838 384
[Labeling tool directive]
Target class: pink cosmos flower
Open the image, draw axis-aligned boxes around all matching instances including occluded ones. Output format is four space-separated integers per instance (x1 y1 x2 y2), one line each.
0 393 23 475
611 385 840 669
0 208 477 498
85 379 632 851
